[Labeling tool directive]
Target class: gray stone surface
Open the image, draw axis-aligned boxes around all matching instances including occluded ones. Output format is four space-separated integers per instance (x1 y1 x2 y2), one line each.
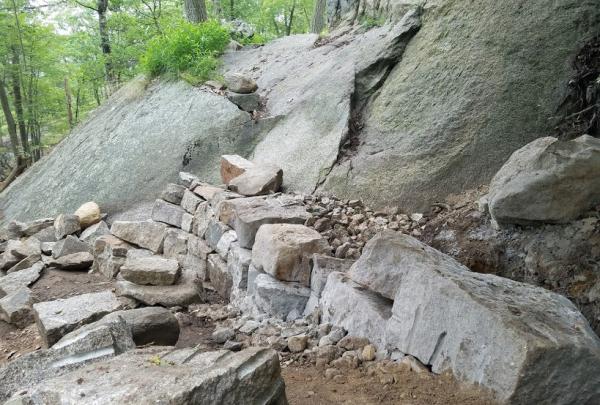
0 287 34 328
310 254 354 297
320 272 391 353
0 262 44 296
92 234 133 279
52 235 90 259
54 214 81 239
187 234 213 259
0 317 135 403
33 290 130 347
9 347 287 405
216 229 237 259
254 273 311 320
252 224 329 286
227 91 260 112
225 72 258 94
205 218 231 250
179 171 199 188
181 189 204 214
193 201 215 238
488 135 600 226
228 243 252 295
47 251 94 271
8 238 41 260
80 220 110 245
74 201 102 229
30 225 57 242
229 164 283 196
181 212 194 232
151 199 185 228
162 228 190 258
208 253 232 299
110 220 167 253
115 279 200 307
6 253 41 273
120 256 180 286
220 195 310 249
161 183 186 204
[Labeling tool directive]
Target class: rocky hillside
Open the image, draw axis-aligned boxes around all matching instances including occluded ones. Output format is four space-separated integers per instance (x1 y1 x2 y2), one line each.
1 1 598 223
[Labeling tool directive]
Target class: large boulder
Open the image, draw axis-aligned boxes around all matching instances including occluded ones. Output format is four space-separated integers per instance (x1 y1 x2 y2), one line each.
74 201 101 229
345 231 600 404
488 135 600 226
8 347 287 405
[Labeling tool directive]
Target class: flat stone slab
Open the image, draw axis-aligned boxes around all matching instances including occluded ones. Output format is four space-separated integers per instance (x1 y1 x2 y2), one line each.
254 273 310 320
0 316 134 403
47 251 94 271
228 164 283 196
110 220 167 253
33 290 130 347
0 287 34 328
101 307 180 346
120 256 180 286
219 195 310 249
80 221 110 245
6 253 41 273
161 183 186 204
8 347 286 405
52 235 90 259
54 214 81 240
151 199 185 228
116 279 201 307
0 262 44 296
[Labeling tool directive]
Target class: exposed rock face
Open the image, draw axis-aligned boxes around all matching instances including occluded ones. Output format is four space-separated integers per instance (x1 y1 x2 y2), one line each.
9 347 287 405
488 135 600 226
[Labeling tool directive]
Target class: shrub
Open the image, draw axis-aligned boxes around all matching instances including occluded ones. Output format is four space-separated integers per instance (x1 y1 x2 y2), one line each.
142 20 230 83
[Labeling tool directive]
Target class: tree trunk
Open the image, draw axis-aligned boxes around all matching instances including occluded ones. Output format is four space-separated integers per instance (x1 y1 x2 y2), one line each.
184 0 207 23
212 0 222 17
64 77 74 129
10 47 28 155
229 0 234 20
311 0 326 34
286 0 296 36
97 0 114 88
0 79 27 190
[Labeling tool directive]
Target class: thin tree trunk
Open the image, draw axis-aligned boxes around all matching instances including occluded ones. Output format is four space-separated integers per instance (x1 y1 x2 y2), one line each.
286 0 296 36
212 0 221 17
0 79 26 190
10 47 28 155
184 0 207 23
311 0 326 33
75 87 81 124
229 0 233 20
97 0 114 89
64 77 74 129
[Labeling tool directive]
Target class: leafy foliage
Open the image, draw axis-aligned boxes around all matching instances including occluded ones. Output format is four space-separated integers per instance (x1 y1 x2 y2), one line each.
142 20 229 81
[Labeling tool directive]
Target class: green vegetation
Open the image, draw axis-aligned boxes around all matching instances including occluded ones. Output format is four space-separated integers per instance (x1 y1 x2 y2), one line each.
143 21 230 82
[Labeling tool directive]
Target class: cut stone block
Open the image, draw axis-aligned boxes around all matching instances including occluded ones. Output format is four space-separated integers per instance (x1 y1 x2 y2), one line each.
110 221 167 253
181 189 204 214
52 235 90 259
205 218 231 250
178 171 199 188
220 154 255 184
0 287 34 328
252 224 329 286
120 256 180 286
80 221 110 245
48 251 94 271
54 214 81 240
161 183 186 204
6 254 41 274
193 184 226 201
92 235 133 279
181 212 194 233
151 199 185 228
208 253 232 300
163 228 190 259
0 262 44 297
115 279 201 307
310 254 354 297
229 164 283 196
228 243 252 294
219 195 309 249
33 290 130 347
187 234 213 259
193 201 215 238
216 230 237 259
254 273 310 320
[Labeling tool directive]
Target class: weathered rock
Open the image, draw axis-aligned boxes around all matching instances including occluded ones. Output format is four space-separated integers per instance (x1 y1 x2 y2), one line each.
72 306 180 346
228 243 252 296
110 220 167 253
181 189 204 214
221 154 255 184
120 256 180 286
208 253 232 299
181 212 195 232
52 235 90 259
186 236 211 261
115 278 200 307
74 201 102 229
92 234 133 279
163 228 190 258
216 229 237 259
6 254 41 274
320 272 391 352
40 241 55 255
205 218 231 250
0 317 135 403
362 344 376 361
310 254 354 297
193 183 226 200
6 218 54 238
54 214 81 239
488 135 600 226
212 326 236 343
179 171 199 188
254 273 311 320
288 335 308 352
0 287 34 328
161 183 186 204
229 164 283 196
48 251 94 271
193 201 215 238
219 195 309 249
319 327 347 347
80 220 110 245
0 262 44 296
252 224 329 286
337 336 369 351
225 72 258 94
227 91 261 112
151 198 185 228
30 225 57 242
8 238 41 260
9 347 287 404
33 290 130 347
0 250 19 271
